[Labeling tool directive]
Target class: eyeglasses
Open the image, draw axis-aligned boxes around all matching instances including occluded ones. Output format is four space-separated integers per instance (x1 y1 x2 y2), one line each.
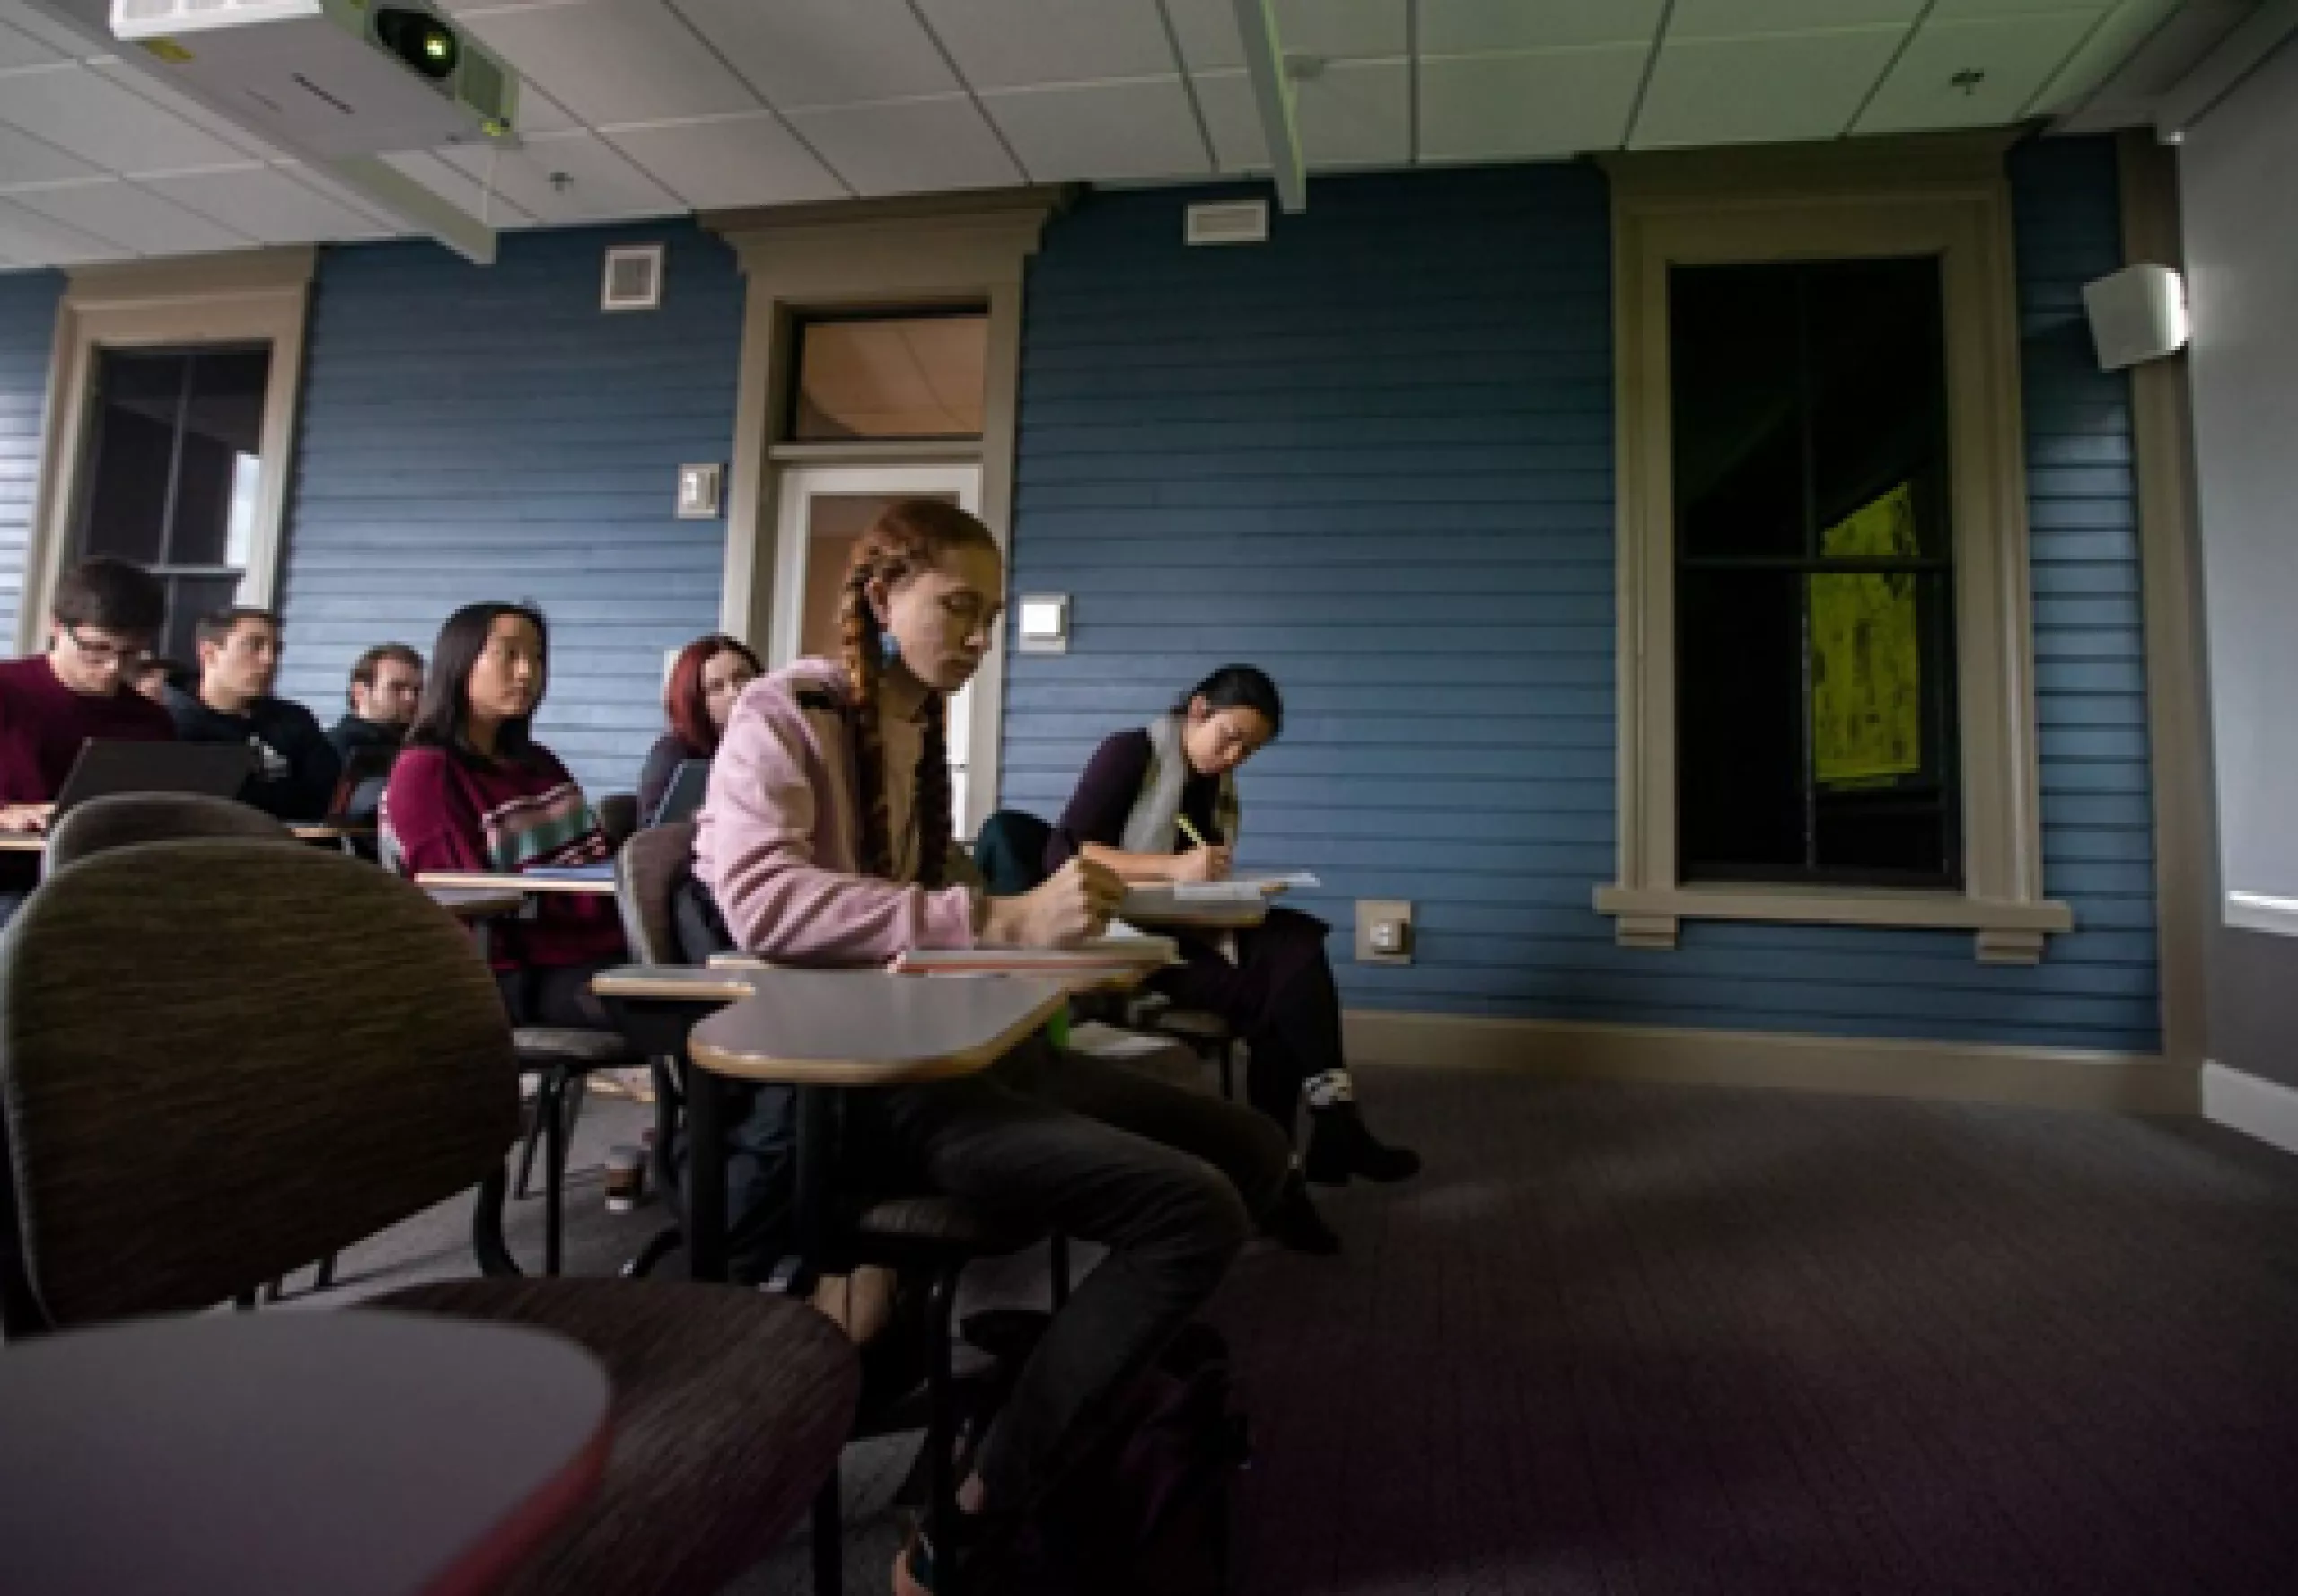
64 627 152 672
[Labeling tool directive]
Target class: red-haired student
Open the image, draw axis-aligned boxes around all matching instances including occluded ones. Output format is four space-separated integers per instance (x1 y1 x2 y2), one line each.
638 634 762 820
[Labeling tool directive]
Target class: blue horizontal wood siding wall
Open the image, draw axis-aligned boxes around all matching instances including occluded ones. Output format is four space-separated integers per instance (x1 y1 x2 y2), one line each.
0 272 62 650
272 223 741 795
1001 145 2160 1052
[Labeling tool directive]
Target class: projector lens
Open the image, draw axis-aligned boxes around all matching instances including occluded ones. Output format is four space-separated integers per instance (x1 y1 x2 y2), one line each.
376 11 460 81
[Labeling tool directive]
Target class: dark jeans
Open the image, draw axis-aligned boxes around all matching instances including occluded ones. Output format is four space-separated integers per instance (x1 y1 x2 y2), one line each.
880 1036 1289 1513
672 880 1289 1513
1156 905 1347 1137
495 963 616 1030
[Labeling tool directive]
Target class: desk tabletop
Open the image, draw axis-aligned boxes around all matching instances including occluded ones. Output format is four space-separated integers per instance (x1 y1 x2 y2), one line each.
0 822 374 854
416 870 618 899
592 962 763 1004
427 885 531 921
689 968 1071 1087
0 1310 611 1596
1116 890 1270 930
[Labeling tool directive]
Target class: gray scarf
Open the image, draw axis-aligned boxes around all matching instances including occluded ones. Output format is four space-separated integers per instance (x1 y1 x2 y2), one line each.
1120 713 1241 855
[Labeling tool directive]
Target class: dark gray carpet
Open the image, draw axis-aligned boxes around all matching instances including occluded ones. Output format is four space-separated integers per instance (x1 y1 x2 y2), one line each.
322 1068 2298 1594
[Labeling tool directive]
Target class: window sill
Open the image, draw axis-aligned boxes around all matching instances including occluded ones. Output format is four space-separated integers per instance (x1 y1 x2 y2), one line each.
2225 893 2298 939
1593 882 2074 963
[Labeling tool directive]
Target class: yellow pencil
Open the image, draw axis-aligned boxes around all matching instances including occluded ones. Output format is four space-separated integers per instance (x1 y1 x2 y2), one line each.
1176 815 1209 849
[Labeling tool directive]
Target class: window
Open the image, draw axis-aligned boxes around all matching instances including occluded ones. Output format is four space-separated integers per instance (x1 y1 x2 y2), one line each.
786 311 988 442
75 345 273 661
1593 141 2069 962
1671 259 1960 889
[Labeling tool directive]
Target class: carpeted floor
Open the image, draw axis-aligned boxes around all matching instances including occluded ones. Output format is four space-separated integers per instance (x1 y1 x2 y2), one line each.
320 1066 2298 1595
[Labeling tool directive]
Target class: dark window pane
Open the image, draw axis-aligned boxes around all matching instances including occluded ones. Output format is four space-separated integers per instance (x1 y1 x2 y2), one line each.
1671 267 1805 561
159 574 242 663
79 350 187 565
1806 259 1950 558
170 346 271 567
790 312 987 441
1679 568 1806 878
1672 259 1960 889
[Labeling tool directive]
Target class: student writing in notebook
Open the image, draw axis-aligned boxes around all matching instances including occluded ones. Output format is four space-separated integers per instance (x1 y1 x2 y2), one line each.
681 500 1287 1595
1048 665 1421 1255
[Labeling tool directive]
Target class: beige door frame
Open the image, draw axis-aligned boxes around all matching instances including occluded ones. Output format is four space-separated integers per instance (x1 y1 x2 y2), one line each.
708 189 1066 838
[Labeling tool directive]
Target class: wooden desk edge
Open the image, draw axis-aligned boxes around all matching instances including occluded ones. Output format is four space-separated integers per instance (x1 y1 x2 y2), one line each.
415 871 617 897
688 985 1069 1088
592 969 760 1003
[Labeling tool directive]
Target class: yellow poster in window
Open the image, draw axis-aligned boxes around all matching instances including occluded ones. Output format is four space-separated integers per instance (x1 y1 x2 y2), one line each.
1811 483 1922 788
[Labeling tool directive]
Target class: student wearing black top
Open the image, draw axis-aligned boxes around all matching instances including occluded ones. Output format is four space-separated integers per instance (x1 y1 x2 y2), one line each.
1048 665 1419 1252
329 642 423 759
165 607 340 820
637 633 760 819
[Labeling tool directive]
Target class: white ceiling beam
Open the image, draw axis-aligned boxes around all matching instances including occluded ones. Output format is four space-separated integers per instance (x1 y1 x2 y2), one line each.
1226 0 1304 212
19 0 499 264
2155 0 2298 140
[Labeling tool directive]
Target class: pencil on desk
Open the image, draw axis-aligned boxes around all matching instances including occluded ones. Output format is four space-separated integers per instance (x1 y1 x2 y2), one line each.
1177 815 1208 849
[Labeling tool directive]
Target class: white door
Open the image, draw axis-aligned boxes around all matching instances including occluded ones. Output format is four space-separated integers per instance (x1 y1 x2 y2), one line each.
770 462 986 835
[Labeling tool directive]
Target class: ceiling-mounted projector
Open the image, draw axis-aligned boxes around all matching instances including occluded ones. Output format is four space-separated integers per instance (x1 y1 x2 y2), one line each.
109 0 519 161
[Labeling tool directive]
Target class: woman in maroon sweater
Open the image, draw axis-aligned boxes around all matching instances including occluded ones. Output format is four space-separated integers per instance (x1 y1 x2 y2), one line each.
382 602 626 1029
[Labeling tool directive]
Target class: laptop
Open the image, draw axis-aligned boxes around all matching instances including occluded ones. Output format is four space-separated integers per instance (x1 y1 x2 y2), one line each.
649 759 711 827
49 740 257 820
321 743 400 827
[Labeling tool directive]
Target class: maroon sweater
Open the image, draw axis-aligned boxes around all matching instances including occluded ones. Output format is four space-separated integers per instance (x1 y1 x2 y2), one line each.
382 742 626 972
0 653 175 803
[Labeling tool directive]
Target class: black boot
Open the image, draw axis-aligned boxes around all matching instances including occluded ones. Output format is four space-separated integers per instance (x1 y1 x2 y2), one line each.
1304 1102 1421 1187
1261 1169 1341 1255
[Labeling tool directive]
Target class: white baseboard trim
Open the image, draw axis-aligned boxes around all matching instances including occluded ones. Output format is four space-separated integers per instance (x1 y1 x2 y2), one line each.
2201 1062 2298 1155
1344 1008 2197 1114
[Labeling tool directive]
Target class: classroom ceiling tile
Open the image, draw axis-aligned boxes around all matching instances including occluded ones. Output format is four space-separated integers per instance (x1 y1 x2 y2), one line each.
2036 0 2188 123
0 121 101 189
1631 28 1906 148
1856 9 2108 133
605 111 849 207
1931 0 2111 14
84 57 286 162
140 163 396 243
0 194 127 263
673 0 959 110
458 0 759 127
1672 0 1927 35
1165 0 1408 73
978 76 1210 183
1196 57 1411 171
9 177 256 255
913 0 1177 92
436 128 684 223
1419 46 1648 162
0 17 66 68
1419 0 1666 55
0 63 259 176
782 95 1024 197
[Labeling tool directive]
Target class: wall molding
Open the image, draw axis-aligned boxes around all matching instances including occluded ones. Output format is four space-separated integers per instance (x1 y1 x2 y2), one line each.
18 246 317 653
2201 1061 2298 1155
1344 1007 2196 1114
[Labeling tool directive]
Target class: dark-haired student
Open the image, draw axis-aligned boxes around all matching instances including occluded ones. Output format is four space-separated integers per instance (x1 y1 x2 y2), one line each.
382 603 625 1029
164 607 341 820
329 642 423 760
636 633 759 819
683 499 1286 1596
1048 665 1421 1248
0 557 174 837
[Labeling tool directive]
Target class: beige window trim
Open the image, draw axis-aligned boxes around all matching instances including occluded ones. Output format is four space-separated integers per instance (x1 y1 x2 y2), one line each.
1592 136 2069 965
17 248 316 655
708 189 1067 839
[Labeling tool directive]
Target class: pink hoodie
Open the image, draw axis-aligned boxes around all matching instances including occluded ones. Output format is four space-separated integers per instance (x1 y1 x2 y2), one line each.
693 658 978 962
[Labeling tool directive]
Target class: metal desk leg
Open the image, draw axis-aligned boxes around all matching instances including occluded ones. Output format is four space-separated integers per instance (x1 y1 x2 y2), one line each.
472 1167 521 1277
789 1085 833 1301
686 1059 728 1284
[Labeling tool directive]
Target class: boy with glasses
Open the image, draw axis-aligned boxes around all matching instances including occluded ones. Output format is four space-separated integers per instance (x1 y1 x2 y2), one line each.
0 557 175 834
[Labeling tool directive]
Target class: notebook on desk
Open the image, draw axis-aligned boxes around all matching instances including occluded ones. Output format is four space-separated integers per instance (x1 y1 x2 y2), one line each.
522 863 617 883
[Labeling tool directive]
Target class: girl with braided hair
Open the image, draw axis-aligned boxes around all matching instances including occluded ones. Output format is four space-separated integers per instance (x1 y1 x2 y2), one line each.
684 499 1288 1595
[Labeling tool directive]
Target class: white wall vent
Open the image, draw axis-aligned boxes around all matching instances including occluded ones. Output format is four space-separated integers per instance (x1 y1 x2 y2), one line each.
1185 199 1269 247
601 243 665 311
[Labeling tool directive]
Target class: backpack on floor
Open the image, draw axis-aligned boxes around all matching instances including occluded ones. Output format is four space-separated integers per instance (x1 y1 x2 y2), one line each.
962 1311 1250 1596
